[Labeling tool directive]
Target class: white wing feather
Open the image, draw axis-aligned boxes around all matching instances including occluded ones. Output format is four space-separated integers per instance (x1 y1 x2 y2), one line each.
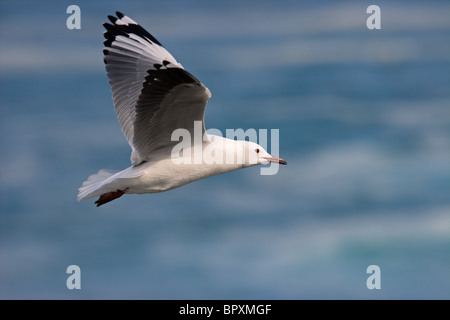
103 12 211 164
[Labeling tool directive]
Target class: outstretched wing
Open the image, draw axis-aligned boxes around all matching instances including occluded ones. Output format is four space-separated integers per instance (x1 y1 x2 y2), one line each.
103 12 211 165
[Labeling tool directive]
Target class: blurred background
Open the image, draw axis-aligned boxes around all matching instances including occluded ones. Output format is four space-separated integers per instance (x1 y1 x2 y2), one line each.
0 0 449 299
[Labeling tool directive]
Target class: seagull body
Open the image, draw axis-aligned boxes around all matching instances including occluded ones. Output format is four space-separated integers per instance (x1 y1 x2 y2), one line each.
77 12 286 206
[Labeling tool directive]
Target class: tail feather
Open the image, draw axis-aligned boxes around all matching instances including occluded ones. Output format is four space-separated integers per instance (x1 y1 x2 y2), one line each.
77 169 119 201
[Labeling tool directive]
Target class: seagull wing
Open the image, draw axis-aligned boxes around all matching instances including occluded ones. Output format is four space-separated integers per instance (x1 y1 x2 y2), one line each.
103 12 211 165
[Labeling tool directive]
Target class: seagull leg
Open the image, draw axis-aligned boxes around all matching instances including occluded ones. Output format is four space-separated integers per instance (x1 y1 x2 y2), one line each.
95 188 128 207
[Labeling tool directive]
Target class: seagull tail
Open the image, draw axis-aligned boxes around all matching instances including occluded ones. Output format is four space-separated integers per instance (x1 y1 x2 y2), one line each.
77 169 119 202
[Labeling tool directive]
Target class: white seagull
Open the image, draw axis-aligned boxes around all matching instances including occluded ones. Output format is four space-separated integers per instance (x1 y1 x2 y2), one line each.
77 12 286 207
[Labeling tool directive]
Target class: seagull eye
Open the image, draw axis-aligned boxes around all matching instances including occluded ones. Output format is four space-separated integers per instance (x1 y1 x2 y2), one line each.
255 148 260 154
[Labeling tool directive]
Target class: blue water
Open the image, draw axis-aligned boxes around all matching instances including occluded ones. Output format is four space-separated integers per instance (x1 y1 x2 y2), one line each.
1 0 449 299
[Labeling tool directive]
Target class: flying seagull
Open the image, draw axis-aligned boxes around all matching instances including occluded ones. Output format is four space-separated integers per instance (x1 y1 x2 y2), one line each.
77 12 286 207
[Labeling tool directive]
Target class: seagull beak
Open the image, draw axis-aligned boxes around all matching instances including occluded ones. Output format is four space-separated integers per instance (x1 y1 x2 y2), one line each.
263 156 287 165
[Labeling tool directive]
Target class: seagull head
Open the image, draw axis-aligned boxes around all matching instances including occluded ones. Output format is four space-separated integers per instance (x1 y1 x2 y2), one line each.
242 141 287 166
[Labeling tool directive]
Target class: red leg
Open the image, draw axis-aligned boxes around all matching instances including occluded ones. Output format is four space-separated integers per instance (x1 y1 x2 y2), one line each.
95 188 128 207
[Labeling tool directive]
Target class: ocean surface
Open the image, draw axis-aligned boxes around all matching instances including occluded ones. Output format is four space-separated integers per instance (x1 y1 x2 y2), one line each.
0 0 449 299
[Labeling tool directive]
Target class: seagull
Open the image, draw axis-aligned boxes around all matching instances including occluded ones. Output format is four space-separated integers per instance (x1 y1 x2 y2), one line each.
77 12 287 207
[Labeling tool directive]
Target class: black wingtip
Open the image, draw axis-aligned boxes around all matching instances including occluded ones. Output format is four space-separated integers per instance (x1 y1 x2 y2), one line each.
103 11 164 48
107 15 117 24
